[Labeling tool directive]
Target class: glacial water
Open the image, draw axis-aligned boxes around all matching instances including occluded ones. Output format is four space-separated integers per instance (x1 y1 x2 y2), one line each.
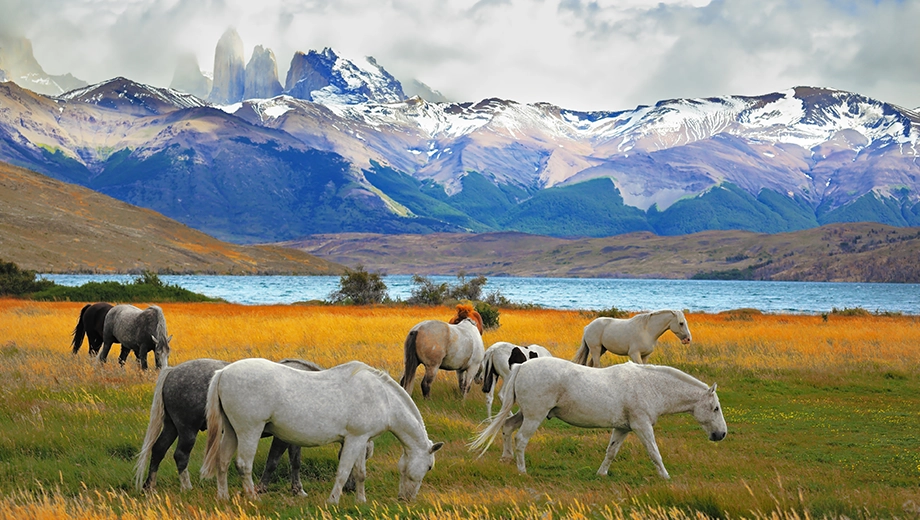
39 274 920 314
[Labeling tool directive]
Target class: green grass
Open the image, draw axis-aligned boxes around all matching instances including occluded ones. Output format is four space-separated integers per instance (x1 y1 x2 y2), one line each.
1 350 918 518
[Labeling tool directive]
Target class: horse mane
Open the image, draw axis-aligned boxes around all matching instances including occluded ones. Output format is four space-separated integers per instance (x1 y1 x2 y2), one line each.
343 361 427 426
640 364 708 390
449 303 484 334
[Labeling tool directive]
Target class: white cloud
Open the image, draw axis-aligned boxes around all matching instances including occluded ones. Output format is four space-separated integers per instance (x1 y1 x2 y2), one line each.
1 0 917 111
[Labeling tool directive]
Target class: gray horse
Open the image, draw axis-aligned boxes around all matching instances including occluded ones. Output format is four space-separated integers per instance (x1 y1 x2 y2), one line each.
99 304 172 369
135 358 369 495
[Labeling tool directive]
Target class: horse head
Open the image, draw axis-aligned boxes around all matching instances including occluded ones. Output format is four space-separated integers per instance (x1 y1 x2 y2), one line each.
450 304 484 335
397 441 443 501
693 383 727 442
151 334 172 369
669 310 692 344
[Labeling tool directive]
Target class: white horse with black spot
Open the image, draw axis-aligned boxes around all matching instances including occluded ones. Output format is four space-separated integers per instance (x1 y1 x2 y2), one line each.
200 358 443 504
480 341 553 418
574 309 692 366
470 357 726 479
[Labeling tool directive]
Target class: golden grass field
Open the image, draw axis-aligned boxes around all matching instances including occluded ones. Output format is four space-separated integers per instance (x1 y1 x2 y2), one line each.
0 300 918 519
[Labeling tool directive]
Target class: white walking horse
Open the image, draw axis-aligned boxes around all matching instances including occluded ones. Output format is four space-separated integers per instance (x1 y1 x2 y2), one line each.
480 341 553 417
200 359 443 504
470 357 726 479
574 309 691 366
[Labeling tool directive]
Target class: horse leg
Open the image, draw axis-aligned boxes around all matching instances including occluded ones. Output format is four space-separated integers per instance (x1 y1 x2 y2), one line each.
97 340 114 364
456 369 472 398
326 436 368 505
513 414 545 474
596 428 630 476
627 346 644 364
143 418 179 492
174 428 198 491
500 412 524 462
257 437 290 494
117 345 133 367
589 346 603 368
421 365 439 399
349 442 369 503
288 445 305 497
632 420 670 479
234 429 263 500
485 387 494 418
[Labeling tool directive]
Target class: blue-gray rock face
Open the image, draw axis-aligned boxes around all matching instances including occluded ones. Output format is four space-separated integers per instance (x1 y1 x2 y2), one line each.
170 53 212 100
209 28 245 104
243 45 283 100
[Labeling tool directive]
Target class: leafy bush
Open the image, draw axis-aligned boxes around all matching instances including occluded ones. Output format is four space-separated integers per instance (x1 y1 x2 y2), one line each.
407 274 450 305
328 265 388 305
474 301 500 330
830 306 871 317
449 272 488 301
0 260 54 296
30 271 218 303
593 305 629 319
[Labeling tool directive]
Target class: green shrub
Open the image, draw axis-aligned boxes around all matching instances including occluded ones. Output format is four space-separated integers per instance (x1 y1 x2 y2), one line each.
328 265 388 305
594 305 629 319
30 271 218 303
449 272 488 301
830 306 871 317
474 301 500 330
407 274 450 305
0 260 54 296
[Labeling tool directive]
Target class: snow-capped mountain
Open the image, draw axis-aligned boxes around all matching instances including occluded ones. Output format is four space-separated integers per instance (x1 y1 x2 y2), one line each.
284 48 406 104
1 71 918 242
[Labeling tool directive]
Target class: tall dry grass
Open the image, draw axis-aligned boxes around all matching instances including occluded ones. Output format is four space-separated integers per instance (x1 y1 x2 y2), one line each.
1 300 918 519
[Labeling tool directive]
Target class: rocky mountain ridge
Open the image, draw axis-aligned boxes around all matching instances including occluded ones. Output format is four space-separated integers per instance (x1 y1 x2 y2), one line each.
1 47 918 243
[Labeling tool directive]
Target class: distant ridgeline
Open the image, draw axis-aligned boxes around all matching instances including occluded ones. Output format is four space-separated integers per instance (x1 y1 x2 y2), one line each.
1 35 919 243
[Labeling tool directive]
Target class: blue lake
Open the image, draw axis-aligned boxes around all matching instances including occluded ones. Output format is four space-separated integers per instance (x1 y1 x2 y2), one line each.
39 274 920 314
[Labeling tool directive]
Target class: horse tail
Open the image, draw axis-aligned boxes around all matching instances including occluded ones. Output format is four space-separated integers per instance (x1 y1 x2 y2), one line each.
200 367 227 479
134 366 172 490
469 363 521 456
71 304 91 354
399 329 420 393
573 337 590 365
480 347 497 393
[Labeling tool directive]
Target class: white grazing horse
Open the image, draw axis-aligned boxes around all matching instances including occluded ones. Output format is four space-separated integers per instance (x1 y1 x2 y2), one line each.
200 358 443 504
574 309 691 366
480 342 553 417
470 357 726 479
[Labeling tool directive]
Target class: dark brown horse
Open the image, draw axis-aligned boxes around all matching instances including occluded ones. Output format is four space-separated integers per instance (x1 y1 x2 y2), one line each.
71 302 113 356
400 304 485 399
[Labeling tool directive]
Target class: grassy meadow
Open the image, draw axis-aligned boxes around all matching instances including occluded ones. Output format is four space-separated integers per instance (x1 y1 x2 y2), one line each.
0 300 918 519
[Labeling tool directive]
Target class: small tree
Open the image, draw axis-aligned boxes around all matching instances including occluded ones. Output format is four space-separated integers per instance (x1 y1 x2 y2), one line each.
407 274 450 306
449 272 488 301
0 259 54 296
328 265 388 305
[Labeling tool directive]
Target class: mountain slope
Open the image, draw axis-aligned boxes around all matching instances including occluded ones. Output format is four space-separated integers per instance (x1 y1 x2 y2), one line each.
2 74 919 241
0 161 342 274
286 223 920 282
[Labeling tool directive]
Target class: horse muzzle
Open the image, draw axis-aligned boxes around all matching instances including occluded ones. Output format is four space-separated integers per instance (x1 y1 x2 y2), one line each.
709 431 726 442
681 337 691 345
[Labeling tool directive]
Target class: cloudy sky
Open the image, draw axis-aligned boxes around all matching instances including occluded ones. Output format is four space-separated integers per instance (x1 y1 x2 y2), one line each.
2 0 918 111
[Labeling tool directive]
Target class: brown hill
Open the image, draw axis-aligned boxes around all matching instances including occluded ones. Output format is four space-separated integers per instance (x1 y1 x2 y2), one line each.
286 224 920 283
0 161 342 274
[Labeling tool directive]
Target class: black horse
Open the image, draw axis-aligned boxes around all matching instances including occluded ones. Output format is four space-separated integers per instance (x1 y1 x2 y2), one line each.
71 302 114 356
135 358 370 495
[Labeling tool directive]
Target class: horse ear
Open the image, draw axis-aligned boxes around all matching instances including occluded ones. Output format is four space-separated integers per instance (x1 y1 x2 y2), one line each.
430 442 444 454
709 383 718 394
151 334 158 344
167 335 173 343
